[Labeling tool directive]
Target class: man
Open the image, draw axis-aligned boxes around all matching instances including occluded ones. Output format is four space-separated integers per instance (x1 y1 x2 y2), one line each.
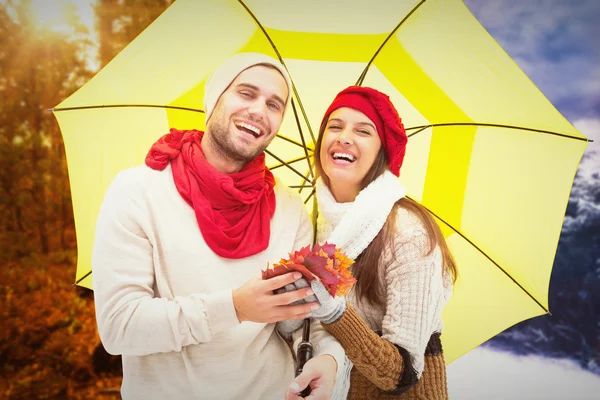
92 53 344 399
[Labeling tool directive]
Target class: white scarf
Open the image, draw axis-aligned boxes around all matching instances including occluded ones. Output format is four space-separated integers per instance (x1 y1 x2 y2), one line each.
316 170 406 259
316 170 406 400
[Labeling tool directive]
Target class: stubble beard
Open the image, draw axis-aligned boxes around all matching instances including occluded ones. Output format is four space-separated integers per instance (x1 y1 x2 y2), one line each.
206 114 270 165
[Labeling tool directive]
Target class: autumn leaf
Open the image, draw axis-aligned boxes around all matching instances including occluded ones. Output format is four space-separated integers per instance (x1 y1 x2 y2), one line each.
263 242 357 297
261 262 316 282
331 250 356 296
261 264 289 280
313 242 336 258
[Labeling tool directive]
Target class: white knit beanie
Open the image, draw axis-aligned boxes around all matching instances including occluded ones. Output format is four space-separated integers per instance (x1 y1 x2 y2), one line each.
203 52 292 122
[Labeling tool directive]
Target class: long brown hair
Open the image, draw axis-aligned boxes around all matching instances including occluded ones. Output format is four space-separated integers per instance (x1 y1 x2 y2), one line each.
314 121 458 307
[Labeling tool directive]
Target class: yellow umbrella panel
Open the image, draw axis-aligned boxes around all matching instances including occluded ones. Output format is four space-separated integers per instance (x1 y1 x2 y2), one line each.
53 0 588 363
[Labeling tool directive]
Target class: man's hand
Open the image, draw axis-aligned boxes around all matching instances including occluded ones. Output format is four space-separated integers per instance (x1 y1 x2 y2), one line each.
285 355 338 400
232 272 319 323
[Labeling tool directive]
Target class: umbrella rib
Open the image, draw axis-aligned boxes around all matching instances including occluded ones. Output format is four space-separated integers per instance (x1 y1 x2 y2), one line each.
270 155 309 170
356 0 427 86
304 188 316 205
297 162 316 195
237 0 316 145
265 149 311 182
53 104 317 148
309 188 319 244
406 125 430 139
52 104 204 113
409 195 550 313
290 185 314 189
405 122 589 142
290 98 315 180
276 134 314 151
73 270 92 286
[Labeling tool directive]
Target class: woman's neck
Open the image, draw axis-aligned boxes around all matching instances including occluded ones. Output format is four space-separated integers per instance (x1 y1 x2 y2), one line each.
329 181 359 203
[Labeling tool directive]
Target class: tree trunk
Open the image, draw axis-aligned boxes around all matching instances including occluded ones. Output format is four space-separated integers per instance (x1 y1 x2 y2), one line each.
60 192 70 250
14 204 25 232
38 219 49 254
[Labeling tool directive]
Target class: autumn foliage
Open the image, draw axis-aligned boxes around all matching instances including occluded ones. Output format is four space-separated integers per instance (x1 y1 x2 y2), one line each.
263 242 357 297
0 1 173 398
0 249 124 399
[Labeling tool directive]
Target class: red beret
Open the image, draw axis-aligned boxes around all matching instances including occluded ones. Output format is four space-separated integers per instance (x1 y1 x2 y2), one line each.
321 86 407 176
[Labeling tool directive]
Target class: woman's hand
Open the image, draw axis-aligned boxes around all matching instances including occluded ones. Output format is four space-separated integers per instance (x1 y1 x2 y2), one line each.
275 277 345 339
275 279 314 338
307 279 346 325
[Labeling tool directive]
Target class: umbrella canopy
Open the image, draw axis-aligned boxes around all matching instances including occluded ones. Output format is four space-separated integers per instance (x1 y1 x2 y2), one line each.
53 0 588 363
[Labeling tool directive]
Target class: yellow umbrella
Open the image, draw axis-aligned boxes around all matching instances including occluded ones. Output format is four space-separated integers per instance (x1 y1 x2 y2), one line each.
52 0 588 364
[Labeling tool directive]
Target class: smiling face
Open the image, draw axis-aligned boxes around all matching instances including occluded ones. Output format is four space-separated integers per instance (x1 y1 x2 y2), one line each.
203 64 288 173
319 107 382 202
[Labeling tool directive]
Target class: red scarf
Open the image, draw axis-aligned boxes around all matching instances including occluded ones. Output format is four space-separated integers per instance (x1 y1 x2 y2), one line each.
145 128 276 258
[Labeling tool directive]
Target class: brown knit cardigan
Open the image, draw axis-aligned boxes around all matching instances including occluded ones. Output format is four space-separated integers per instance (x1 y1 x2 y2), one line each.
322 304 448 399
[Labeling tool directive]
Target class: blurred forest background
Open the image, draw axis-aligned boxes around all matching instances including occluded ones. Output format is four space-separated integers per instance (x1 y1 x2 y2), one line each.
0 1 173 398
0 0 598 399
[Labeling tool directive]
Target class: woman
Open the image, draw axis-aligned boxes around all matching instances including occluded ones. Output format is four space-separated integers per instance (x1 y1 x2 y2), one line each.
281 86 457 399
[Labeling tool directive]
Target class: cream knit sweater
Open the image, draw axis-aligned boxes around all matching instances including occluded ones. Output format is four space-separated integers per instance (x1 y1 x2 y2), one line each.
92 164 345 400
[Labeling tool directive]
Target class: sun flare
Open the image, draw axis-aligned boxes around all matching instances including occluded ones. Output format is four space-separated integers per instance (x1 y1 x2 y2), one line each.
27 0 95 36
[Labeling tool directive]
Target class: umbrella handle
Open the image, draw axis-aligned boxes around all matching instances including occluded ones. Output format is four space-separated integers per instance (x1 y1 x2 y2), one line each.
294 318 313 397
